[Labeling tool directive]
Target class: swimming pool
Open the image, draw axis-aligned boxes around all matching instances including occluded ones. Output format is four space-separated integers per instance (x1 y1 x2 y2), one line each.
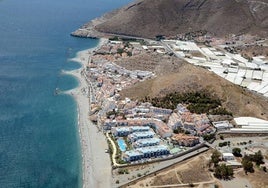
117 138 127 152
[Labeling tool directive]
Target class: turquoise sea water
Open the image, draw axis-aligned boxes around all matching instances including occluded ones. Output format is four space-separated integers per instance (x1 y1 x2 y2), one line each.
0 0 131 187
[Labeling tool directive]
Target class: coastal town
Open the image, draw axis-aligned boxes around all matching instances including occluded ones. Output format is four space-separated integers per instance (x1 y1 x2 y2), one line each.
2 0 268 188
71 35 268 187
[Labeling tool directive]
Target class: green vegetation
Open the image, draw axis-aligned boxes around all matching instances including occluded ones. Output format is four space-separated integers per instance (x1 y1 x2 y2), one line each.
242 151 264 174
218 141 230 147
126 51 132 56
232 148 242 157
109 36 120 41
214 164 233 179
211 150 221 167
118 168 129 174
248 150 264 166
237 141 248 145
110 135 126 165
116 47 132 56
188 183 195 187
203 133 215 142
155 35 165 41
210 107 232 116
117 48 124 54
242 157 254 173
210 150 233 179
143 91 232 115
123 137 132 150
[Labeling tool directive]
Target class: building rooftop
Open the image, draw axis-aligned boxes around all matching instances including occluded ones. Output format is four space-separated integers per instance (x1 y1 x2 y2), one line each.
212 121 233 129
222 153 235 157
171 133 199 141
134 138 160 145
124 150 142 157
131 126 150 132
136 145 169 153
234 117 268 126
129 131 155 137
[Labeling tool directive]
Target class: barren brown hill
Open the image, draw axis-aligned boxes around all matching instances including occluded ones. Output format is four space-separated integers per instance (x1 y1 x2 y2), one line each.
89 0 268 38
117 53 268 120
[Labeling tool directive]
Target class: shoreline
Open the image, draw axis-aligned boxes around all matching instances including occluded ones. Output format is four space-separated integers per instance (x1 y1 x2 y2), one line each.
63 38 112 188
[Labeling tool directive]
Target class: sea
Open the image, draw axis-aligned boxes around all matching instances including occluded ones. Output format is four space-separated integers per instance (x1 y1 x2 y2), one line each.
0 0 131 187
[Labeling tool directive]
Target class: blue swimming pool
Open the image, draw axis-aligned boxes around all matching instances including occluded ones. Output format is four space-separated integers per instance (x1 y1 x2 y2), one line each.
117 138 127 152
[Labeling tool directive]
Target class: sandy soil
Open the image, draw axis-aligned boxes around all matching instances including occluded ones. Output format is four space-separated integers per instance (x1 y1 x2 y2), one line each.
64 38 112 188
236 167 268 188
128 151 219 188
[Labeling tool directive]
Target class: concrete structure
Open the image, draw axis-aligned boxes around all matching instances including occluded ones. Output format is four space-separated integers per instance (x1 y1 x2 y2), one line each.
167 113 183 130
133 138 161 148
151 120 173 138
212 121 233 131
123 145 170 162
222 153 235 161
112 127 130 137
225 161 242 169
123 150 143 162
171 134 199 147
111 126 150 137
163 40 268 99
128 131 155 142
177 103 189 114
234 117 268 126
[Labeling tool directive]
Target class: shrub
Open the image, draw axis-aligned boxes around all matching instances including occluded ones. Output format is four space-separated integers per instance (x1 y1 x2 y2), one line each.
242 156 254 173
232 148 242 157
211 150 221 166
117 48 124 54
203 133 215 141
214 164 233 179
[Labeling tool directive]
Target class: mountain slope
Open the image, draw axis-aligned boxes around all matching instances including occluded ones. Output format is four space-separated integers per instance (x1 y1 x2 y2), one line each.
75 0 268 38
118 54 268 120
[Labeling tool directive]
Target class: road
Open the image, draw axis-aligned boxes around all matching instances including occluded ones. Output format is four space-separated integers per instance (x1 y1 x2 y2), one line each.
117 146 209 187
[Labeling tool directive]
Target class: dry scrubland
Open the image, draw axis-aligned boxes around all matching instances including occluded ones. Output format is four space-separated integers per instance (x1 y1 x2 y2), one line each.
237 166 268 188
127 151 221 188
117 52 268 120
237 45 268 59
95 0 268 38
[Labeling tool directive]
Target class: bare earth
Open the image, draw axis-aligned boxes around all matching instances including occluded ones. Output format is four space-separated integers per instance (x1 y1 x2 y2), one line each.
128 150 220 188
236 167 268 188
64 39 112 188
118 52 268 120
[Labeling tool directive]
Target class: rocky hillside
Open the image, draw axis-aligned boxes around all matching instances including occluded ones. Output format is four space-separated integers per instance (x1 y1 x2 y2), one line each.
118 54 268 120
73 0 268 38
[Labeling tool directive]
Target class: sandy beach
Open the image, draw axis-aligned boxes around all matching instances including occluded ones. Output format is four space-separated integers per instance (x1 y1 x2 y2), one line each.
63 38 112 188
